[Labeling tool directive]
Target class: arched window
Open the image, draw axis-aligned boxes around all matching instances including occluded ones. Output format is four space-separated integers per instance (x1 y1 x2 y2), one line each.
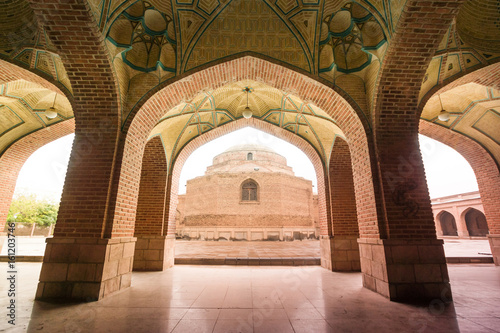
241 180 258 201
247 152 253 160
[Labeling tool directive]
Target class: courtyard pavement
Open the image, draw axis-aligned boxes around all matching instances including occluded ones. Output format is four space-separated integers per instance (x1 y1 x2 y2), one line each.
0 237 493 259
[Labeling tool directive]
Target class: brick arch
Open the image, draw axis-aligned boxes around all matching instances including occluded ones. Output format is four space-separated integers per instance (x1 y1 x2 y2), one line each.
163 118 327 239
419 120 500 236
0 58 72 97
418 62 500 112
0 119 75 233
28 1 121 124
111 56 379 241
373 0 465 129
460 206 486 222
122 51 370 132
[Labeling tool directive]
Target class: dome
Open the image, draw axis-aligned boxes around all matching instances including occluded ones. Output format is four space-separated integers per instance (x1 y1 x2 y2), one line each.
224 144 276 154
206 143 293 176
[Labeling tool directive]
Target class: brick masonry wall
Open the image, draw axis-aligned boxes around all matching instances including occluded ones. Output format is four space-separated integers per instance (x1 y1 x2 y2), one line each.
329 137 359 236
134 136 167 236
420 120 500 235
29 0 123 239
184 173 314 220
371 0 465 239
0 119 75 233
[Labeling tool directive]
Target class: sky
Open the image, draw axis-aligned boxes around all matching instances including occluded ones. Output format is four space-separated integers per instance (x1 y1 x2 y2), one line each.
13 128 478 202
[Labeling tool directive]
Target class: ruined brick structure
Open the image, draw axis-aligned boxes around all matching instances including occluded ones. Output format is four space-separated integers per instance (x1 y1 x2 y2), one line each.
176 144 319 241
0 0 499 302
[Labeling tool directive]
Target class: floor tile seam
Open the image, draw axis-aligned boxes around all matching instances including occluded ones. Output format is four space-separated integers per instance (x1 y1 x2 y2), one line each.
460 317 500 332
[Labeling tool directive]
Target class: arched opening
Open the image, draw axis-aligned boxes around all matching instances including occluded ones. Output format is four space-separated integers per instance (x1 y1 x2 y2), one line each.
438 211 458 236
0 132 74 255
37 56 379 302
247 152 253 160
465 208 489 237
173 127 320 245
241 179 258 201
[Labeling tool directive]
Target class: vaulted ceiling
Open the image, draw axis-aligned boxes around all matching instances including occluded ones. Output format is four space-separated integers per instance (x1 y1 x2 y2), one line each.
0 0 499 166
148 80 344 170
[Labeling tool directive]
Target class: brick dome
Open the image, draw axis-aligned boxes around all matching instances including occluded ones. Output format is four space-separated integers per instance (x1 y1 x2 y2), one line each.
207 144 294 175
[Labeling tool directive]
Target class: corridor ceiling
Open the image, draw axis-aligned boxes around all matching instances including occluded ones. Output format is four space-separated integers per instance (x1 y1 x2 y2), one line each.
0 0 499 165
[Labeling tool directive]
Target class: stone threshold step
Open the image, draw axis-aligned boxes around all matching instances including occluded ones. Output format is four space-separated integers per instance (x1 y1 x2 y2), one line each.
174 257 321 266
446 257 493 264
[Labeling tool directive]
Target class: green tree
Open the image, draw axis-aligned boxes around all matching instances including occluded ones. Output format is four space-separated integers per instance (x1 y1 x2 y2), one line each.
7 193 59 226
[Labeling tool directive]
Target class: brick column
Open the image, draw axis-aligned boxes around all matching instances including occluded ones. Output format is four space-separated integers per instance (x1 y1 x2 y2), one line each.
320 172 334 270
360 132 451 301
133 137 174 271
364 0 463 301
326 138 360 271
34 129 138 300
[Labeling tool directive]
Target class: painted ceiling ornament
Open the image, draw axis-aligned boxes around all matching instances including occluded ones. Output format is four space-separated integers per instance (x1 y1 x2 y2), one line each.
107 1 176 73
319 2 386 77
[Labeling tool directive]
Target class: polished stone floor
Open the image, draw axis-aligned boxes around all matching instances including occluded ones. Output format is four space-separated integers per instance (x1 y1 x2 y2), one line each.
1 263 499 332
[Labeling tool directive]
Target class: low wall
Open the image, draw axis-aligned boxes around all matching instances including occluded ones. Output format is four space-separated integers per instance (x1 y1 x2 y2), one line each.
177 227 319 241
3 222 54 237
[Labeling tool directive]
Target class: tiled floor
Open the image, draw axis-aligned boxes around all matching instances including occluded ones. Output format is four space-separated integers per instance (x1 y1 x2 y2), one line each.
2 263 500 332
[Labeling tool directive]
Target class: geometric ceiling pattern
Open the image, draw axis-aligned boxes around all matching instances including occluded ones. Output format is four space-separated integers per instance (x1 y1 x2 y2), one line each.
0 80 73 155
421 83 500 163
0 0 500 170
148 80 345 171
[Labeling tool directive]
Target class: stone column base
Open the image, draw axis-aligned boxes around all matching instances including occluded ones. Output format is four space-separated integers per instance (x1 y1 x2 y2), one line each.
133 235 175 271
320 235 360 271
358 238 451 301
36 237 136 301
320 235 333 270
488 235 500 265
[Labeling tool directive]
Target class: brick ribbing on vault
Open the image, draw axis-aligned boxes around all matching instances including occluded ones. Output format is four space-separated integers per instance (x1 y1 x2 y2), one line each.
329 137 359 237
419 62 500 111
420 120 500 235
0 119 75 233
134 136 167 236
113 57 380 239
372 0 465 239
0 58 66 94
28 0 122 238
164 118 328 237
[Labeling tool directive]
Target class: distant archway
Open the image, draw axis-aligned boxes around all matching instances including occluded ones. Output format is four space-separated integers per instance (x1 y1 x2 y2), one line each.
465 208 489 237
438 211 458 236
